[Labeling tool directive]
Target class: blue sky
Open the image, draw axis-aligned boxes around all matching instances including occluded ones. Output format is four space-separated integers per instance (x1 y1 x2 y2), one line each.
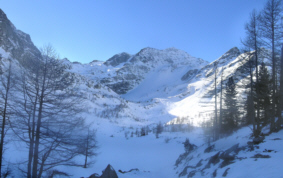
1 0 266 63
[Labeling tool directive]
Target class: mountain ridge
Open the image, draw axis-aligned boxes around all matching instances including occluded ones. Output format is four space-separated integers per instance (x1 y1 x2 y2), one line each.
0 7 258 126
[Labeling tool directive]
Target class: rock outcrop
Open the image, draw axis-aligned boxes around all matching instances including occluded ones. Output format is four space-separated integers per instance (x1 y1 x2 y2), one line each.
89 164 118 178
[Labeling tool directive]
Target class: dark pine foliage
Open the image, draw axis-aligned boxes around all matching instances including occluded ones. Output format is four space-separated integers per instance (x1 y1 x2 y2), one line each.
254 62 272 126
222 77 238 133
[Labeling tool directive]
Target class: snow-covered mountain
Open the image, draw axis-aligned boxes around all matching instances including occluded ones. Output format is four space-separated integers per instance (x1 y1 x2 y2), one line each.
65 43 270 128
69 47 208 95
0 5 264 126
1 8 281 178
65 44 261 126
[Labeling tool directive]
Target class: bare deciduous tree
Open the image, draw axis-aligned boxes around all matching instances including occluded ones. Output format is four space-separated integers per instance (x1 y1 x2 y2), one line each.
10 45 88 178
79 126 97 168
0 59 14 177
242 9 263 133
259 0 283 132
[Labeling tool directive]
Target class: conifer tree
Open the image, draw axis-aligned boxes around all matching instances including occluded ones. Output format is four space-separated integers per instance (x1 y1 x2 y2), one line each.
241 9 262 135
240 52 257 134
254 63 271 126
222 77 238 133
259 0 283 131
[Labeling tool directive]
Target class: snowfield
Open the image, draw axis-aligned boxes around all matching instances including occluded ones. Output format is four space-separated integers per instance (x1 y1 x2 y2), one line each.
4 116 283 178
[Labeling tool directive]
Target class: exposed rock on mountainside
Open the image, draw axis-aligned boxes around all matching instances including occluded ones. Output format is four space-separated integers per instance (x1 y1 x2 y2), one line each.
104 52 132 67
89 164 118 178
99 47 208 94
0 9 41 62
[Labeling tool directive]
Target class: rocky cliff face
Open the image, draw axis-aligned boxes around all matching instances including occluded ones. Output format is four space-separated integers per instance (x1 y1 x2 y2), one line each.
0 9 41 63
104 52 132 67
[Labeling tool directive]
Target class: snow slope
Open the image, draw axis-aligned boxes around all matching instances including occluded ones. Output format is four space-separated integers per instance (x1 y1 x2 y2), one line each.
68 46 254 127
175 127 283 178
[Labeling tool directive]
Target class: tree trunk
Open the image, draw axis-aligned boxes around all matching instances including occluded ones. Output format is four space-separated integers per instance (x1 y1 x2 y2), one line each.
27 92 38 178
219 71 223 133
32 67 47 178
252 12 260 133
277 44 283 129
254 52 260 132
32 99 43 178
270 8 276 132
84 135 89 168
0 62 11 177
214 64 218 140
250 65 256 132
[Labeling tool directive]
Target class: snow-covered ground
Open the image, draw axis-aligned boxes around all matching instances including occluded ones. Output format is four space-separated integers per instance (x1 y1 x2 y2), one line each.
76 127 188 178
4 115 283 178
3 114 202 178
175 126 283 178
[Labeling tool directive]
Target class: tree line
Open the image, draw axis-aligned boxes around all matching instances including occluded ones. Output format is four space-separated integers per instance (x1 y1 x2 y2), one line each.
212 0 283 140
0 45 97 177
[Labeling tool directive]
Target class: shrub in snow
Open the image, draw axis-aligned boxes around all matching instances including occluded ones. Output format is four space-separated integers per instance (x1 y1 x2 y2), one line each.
183 138 197 153
164 137 170 143
140 127 146 136
155 122 163 138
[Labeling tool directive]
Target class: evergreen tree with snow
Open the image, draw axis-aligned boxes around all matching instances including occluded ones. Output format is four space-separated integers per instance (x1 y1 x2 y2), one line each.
254 62 271 126
222 77 238 133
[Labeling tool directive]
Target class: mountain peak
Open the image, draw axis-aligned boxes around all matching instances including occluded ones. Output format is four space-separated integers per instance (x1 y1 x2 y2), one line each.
0 8 8 21
212 47 241 65
164 47 182 52
223 47 240 57
104 52 131 67
137 47 185 55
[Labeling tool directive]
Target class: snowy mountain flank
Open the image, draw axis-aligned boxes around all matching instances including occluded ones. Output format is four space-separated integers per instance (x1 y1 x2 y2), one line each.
69 46 255 127
0 8 282 178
